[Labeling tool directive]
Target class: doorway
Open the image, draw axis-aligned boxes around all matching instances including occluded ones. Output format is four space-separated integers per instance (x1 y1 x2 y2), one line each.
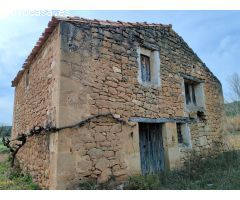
139 123 165 174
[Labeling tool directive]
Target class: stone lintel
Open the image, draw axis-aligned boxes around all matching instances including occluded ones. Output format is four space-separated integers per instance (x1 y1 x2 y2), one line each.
129 117 189 124
180 73 205 83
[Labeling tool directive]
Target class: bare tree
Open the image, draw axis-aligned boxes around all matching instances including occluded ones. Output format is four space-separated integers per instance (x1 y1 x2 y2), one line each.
230 73 240 101
227 73 240 116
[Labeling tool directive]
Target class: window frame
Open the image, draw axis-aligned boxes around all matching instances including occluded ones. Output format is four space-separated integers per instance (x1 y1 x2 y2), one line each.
176 123 192 148
176 123 183 144
140 54 151 83
182 74 206 111
137 46 161 88
184 81 197 106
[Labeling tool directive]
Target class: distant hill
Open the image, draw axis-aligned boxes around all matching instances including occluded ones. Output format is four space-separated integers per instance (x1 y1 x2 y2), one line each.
225 101 240 117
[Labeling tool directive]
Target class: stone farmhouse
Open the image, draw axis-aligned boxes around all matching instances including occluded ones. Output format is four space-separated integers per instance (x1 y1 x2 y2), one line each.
11 16 224 189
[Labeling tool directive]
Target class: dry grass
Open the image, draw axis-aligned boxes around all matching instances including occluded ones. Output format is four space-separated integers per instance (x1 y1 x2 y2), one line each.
225 116 240 134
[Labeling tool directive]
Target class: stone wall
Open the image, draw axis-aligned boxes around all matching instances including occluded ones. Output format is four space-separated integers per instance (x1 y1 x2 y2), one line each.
12 25 61 189
58 21 224 168
12 26 60 136
17 135 50 188
50 115 139 189
11 19 225 189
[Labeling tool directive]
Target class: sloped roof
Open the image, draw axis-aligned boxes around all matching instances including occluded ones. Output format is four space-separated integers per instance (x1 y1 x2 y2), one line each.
12 16 171 87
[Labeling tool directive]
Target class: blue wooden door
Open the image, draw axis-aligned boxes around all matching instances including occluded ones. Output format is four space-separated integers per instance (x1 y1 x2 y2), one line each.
139 123 165 174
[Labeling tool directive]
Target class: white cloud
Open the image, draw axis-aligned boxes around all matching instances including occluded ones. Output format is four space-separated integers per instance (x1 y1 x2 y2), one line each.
0 16 50 123
0 93 14 124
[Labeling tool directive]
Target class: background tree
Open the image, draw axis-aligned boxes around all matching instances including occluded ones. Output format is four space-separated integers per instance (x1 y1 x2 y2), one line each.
0 125 11 138
0 126 4 138
230 73 240 102
225 73 240 134
225 73 240 116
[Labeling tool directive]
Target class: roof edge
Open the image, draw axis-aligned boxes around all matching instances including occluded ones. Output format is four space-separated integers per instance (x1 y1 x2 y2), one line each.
12 16 171 87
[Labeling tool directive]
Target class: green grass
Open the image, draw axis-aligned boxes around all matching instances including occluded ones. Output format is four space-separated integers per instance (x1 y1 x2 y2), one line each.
0 153 39 190
0 141 9 153
1 148 240 190
77 151 240 190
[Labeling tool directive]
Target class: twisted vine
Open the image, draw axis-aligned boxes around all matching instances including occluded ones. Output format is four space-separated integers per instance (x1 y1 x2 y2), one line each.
2 113 126 167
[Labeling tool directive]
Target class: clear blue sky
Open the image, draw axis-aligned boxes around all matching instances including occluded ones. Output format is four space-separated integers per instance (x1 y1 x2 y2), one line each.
1 10 240 124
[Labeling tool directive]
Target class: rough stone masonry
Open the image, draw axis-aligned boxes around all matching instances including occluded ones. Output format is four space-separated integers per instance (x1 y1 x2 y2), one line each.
11 16 225 189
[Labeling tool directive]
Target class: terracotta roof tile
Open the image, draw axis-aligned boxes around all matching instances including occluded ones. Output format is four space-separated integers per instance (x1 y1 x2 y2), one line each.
12 16 171 86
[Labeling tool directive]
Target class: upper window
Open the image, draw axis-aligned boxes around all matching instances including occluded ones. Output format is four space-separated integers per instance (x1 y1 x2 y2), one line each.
140 54 151 83
137 47 161 87
184 81 196 106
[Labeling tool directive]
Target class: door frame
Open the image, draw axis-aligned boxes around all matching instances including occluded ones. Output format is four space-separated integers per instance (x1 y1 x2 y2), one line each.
138 123 165 174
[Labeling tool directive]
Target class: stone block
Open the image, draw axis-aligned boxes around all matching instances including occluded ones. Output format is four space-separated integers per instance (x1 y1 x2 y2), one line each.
98 168 112 183
87 148 103 159
76 155 92 176
112 66 121 73
95 157 110 171
112 169 126 177
103 150 115 158
94 132 106 142
110 124 122 134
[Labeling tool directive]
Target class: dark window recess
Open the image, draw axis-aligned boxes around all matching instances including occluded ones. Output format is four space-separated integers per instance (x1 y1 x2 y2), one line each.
184 82 197 106
25 69 30 88
176 123 183 144
184 82 191 105
141 54 151 82
192 85 196 105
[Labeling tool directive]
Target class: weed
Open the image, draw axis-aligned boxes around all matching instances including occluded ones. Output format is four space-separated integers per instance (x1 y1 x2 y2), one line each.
0 141 9 154
0 154 40 190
